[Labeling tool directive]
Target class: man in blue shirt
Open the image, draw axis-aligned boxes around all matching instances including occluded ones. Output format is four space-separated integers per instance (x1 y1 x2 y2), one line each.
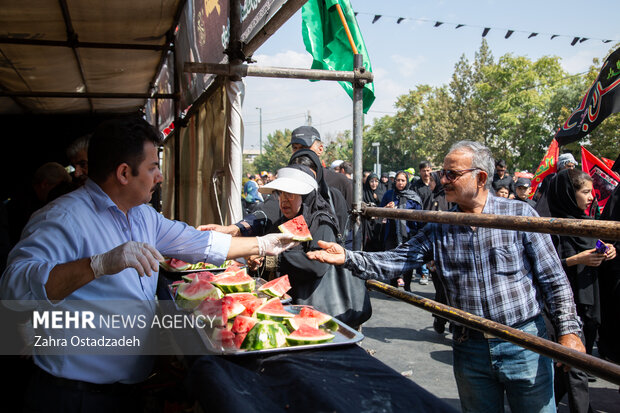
308 140 585 412
0 117 295 412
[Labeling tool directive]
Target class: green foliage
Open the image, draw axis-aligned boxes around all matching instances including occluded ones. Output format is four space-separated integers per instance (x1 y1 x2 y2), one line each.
363 40 618 173
252 129 292 174
252 42 619 175
323 130 353 165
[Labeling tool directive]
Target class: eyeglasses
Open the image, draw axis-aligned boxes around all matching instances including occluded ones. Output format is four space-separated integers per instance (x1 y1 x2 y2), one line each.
439 168 481 182
274 190 297 200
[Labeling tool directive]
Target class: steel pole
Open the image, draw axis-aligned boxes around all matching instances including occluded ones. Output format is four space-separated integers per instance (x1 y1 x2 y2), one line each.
352 54 364 251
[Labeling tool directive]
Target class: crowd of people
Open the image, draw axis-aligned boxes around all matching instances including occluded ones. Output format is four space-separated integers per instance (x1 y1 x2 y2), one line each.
1 117 618 413
238 129 618 413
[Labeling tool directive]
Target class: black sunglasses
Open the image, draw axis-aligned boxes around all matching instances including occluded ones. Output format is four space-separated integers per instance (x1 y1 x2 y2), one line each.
439 168 481 182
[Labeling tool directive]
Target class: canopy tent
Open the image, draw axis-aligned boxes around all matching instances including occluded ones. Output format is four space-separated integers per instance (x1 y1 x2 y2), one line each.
0 0 301 226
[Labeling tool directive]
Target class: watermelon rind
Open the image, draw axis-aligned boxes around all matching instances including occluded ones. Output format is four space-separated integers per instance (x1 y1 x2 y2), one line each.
211 275 256 294
240 320 289 350
278 215 313 242
254 298 294 322
285 326 335 346
175 280 223 310
285 316 319 331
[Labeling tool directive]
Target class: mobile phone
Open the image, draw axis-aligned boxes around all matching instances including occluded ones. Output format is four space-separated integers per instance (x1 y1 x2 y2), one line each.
595 240 609 254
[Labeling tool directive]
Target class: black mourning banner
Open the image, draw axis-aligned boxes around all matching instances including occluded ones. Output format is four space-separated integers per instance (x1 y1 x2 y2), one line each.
556 47 620 145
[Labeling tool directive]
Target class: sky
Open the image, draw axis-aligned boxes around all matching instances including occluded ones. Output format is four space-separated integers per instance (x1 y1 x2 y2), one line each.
241 0 620 151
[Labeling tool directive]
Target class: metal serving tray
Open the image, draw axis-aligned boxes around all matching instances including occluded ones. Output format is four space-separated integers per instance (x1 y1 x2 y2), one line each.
195 305 364 356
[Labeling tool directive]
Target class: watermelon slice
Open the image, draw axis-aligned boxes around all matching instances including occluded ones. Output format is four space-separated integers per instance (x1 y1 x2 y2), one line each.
278 215 312 242
285 325 335 346
194 296 245 327
211 328 236 349
240 320 289 350
160 258 192 271
285 315 320 331
234 333 247 349
258 274 291 298
299 306 339 331
231 315 258 334
182 271 225 283
170 280 185 296
175 278 223 310
254 297 295 322
211 272 256 294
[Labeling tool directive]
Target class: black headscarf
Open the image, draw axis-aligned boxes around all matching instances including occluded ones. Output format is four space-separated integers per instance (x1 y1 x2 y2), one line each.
391 171 422 205
363 173 383 206
546 169 595 251
388 171 422 245
288 149 329 201
274 164 339 238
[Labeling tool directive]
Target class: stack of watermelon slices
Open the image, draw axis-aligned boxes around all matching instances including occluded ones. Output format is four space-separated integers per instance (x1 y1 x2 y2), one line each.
171 273 337 350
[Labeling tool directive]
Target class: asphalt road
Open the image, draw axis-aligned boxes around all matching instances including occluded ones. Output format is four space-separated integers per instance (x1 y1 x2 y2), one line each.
358 278 619 413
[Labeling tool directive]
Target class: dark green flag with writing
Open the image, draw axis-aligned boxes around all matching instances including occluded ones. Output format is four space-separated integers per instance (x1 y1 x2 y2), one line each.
301 0 375 113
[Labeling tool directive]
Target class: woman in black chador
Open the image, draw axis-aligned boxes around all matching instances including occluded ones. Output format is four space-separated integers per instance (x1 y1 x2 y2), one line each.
541 168 616 413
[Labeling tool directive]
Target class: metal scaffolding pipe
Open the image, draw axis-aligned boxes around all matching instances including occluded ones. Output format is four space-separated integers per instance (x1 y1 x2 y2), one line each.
0 91 176 99
351 54 364 250
366 280 620 385
362 205 620 241
184 62 374 83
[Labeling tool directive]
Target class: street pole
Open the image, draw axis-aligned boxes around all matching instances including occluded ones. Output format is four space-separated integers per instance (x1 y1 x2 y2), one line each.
256 107 262 155
372 142 380 175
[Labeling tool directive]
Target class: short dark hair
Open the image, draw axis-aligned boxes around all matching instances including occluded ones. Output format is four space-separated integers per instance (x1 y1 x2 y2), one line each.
495 159 507 168
340 161 353 174
88 117 162 184
419 161 431 170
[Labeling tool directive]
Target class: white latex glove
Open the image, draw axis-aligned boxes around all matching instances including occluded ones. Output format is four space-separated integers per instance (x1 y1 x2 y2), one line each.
90 241 165 278
256 233 299 256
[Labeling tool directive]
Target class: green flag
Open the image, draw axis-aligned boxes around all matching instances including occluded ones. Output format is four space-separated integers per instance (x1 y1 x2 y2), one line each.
301 0 375 113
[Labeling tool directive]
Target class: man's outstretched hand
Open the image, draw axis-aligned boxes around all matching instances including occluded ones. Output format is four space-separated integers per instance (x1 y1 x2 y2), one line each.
306 240 346 265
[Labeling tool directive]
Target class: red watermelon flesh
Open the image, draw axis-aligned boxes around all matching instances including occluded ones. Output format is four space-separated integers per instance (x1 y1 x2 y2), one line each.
239 296 267 316
278 215 312 241
286 315 320 331
168 258 191 270
234 333 247 349
258 274 291 297
286 325 335 345
195 297 244 327
299 306 332 324
232 315 258 334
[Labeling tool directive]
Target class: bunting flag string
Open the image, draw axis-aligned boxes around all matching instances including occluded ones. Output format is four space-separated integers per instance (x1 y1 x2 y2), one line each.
356 11 618 46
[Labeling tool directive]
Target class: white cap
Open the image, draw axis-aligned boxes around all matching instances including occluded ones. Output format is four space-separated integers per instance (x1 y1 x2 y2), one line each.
259 167 318 195
330 160 344 169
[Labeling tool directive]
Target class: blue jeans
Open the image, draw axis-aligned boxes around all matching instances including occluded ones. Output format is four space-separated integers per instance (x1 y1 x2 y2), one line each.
452 315 555 413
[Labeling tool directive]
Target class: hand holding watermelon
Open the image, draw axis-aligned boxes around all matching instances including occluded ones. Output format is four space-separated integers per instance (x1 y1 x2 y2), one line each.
306 240 346 265
256 233 299 256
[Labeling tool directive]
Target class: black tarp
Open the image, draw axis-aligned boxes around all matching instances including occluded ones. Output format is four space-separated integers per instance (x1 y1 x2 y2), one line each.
186 343 457 413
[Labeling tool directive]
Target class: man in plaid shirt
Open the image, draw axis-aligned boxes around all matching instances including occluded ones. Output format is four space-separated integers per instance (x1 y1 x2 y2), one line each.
308 140 584 412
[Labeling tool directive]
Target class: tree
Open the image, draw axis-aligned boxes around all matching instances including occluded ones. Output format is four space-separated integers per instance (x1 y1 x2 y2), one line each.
323 130 353 166
251 129 292 174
